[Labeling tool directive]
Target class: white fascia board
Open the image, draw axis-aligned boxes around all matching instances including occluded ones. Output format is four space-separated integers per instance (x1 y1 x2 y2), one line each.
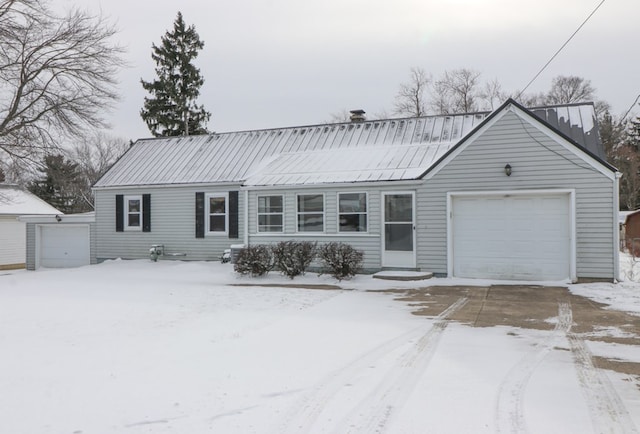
19 214 95 223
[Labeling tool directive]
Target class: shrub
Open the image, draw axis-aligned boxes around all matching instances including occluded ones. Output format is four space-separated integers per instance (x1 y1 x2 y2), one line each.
234 245 274 277
272 240 317 279
318 242 364 281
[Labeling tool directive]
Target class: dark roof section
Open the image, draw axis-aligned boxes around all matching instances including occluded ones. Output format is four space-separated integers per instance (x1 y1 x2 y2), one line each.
529 101 604 160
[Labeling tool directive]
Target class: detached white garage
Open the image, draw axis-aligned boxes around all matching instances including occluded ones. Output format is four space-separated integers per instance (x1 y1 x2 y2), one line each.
20 213 95 270
0 184 60 270
449 191 574 281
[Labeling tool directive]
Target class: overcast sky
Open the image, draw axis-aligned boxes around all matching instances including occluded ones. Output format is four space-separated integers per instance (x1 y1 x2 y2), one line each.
58 0 638 141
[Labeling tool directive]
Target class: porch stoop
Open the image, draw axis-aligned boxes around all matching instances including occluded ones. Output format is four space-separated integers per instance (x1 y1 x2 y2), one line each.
372 271 434 281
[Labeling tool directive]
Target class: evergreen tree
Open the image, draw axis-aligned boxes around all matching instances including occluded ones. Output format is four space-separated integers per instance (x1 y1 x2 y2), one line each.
28 154 89 213
140 12 210 137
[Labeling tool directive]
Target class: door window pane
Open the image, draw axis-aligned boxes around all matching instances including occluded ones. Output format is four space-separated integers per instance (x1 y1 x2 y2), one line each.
385 224 413 251
385 194 413 222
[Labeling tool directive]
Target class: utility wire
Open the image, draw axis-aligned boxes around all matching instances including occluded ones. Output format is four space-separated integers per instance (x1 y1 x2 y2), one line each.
621 94 640 122
516 0 606 99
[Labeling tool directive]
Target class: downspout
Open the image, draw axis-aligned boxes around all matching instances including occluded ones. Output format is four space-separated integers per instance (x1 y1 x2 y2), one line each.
244 189 249 247
614 172 622 282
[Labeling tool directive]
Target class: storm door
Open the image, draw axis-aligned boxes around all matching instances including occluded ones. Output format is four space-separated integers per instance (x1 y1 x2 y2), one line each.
382 192 416 268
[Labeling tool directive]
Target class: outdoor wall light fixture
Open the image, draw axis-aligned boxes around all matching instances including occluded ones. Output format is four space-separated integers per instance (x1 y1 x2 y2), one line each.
55 214 62 222
504 164 512 176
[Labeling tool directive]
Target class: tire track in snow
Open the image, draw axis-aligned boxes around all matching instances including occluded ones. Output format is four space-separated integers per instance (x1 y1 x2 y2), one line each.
276 297 468 434
338 296 469 434
495 302 572 434
567 331 639 433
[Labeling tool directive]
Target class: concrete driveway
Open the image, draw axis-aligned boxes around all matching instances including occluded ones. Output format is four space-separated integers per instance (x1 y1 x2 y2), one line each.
393 285 640 377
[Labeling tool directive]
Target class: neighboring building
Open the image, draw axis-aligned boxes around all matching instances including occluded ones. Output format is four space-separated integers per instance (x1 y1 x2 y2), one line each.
0 184 60 269
622 210 640 256
19 212 96 270
93 99 619 282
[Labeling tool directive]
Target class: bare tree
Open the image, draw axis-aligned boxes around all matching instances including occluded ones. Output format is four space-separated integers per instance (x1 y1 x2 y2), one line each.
394 67 430 117
68 132 129 209
0 0 125 166
479 78 508 111
546 76 596 104
430 68 482 114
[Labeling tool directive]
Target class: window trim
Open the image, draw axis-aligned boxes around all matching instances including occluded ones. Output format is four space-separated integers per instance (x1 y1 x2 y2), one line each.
206 192 229 235
257 194 284 233
124 195 142 231
338 192 369 233
296 193 325 233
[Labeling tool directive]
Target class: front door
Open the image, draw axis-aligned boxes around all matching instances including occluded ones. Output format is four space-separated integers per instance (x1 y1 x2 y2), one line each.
382 192 416 268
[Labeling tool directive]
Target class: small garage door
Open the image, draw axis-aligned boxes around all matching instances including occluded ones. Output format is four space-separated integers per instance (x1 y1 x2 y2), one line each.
452 193 571 280
39 225 90 268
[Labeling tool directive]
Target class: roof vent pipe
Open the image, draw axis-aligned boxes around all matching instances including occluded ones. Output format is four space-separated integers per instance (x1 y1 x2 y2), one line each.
349 109 366 122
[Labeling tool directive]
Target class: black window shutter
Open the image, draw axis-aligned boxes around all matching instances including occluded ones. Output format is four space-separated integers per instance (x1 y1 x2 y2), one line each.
229 191 239 239
195 192 205 238
142 194 151 232
115 194 124 232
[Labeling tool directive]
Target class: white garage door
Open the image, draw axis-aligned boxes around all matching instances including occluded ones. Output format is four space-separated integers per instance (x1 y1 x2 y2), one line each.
39 225 90 268
452 193 571 280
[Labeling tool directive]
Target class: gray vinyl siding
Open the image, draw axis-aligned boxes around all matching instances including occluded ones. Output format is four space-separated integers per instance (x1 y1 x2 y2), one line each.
25 223 35 270
94 185 244 261
247 186 413 271
416 110 615 280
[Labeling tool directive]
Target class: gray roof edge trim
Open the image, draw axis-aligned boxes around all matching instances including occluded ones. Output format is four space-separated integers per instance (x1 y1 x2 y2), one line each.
419 98 616 180
241 178 425 190
92 181 244 191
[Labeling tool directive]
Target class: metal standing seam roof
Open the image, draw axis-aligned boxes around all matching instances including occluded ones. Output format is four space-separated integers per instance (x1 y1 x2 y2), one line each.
94 102 604 188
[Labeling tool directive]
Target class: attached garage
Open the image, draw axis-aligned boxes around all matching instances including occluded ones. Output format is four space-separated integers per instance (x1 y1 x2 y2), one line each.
38 225 90 268
449 191 574 281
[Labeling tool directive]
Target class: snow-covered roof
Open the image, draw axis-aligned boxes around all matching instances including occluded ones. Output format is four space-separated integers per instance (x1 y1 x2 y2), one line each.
244 143 451 186
94 101 605 188
0 184 61 215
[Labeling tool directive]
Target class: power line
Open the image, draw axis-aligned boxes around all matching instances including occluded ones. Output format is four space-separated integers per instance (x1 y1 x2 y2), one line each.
516 0 606 99
621 94 640 122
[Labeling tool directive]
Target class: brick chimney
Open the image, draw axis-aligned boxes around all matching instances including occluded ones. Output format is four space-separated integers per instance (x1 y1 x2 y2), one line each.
349 109 366 122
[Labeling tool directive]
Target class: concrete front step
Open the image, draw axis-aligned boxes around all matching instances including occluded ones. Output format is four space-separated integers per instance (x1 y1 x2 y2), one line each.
372 271 434 281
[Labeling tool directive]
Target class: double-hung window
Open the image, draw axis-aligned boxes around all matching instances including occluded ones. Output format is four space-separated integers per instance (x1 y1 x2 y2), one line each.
125 195 142 231
297 194 324 232
207 193 228 234
257 195 284 233
338 192 368 232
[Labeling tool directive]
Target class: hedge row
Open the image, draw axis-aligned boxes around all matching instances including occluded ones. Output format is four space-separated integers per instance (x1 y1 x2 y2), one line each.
234 241 363 281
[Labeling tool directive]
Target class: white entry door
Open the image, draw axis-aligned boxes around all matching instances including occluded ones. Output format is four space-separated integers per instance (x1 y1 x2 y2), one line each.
382 192 416 268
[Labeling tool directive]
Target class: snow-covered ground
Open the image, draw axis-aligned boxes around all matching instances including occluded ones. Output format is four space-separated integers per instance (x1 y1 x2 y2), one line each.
1 258 639 434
